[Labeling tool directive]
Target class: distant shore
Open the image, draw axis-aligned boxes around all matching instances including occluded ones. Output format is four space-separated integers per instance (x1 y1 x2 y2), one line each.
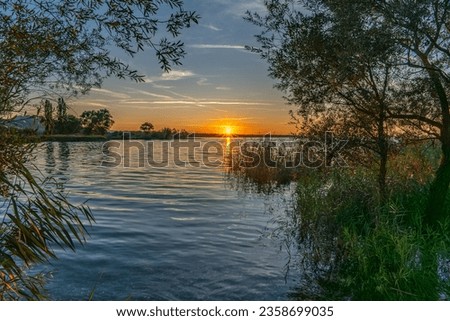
40 132 293 142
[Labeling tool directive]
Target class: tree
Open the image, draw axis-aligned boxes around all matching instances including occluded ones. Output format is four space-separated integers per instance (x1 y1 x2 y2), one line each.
372 0 450 226
247 0 450 226
246 0 403 205
0 0 198 300
161 127 174 139
80 109 114 135
0 0 200 114
140 122 154 133
55 115 81 135
56 97 68 122
43 99 54 135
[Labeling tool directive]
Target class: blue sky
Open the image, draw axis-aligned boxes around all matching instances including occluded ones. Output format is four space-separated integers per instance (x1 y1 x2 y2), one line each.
73 0 291 134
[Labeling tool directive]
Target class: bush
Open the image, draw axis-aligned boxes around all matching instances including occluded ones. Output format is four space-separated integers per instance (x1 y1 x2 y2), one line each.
292 162 450 300
54 115 81 134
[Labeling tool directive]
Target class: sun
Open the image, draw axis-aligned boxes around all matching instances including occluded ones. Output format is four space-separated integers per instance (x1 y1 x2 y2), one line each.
224 126 233 136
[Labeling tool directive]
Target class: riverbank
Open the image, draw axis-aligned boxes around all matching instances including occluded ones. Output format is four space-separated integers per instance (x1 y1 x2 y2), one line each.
40 133 293 142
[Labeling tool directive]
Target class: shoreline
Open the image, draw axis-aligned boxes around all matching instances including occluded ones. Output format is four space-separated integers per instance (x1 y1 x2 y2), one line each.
40 133 294 142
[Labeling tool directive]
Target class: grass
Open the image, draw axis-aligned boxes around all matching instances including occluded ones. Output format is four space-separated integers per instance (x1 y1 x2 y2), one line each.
295 145 450 300
232 141 450 300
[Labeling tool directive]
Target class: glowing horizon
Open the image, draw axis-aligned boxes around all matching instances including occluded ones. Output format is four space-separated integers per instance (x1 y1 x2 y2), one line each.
66 1 293 136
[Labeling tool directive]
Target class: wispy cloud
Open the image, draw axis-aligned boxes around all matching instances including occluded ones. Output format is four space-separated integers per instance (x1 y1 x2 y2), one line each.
203 101 270 106
90 88 131 100
124 88 173 100
216 86 231 91
143 70 196 83
197 78 211 86
166 90 197 101
211 0 266 17
190 44 246 50
232 1 266 15
209 117 255 121
115 99 272 107
73 101 109 108
203 23 222 31
151 83 174 89
161 70 196 81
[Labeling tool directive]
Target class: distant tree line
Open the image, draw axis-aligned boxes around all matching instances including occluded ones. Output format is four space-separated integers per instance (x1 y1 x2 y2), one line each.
38 98 114 136
108 121 190 140
36 101 190 139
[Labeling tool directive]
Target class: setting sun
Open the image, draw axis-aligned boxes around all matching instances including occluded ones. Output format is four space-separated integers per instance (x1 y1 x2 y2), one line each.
224 126 233 136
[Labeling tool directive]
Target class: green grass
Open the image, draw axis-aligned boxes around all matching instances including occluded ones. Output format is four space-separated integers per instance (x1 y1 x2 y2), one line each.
233 141 450 300
292 158 450 300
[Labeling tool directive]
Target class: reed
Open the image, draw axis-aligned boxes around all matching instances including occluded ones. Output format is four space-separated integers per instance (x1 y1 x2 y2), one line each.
233 141 450 300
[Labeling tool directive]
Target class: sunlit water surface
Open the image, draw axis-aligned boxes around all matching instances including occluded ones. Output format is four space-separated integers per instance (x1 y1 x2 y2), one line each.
32 140 298 300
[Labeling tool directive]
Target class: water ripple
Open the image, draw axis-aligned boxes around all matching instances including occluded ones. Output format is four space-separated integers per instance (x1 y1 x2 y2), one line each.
31 141 295 300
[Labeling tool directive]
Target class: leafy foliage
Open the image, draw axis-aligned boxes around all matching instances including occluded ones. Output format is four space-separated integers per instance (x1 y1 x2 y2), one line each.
42 100 54 135
140 122 154 133
0 0 199 113
246 0 450 224
54 115 81 135
80 108 114 135
275 145 449 300
245 0 450 299
0 128 94 300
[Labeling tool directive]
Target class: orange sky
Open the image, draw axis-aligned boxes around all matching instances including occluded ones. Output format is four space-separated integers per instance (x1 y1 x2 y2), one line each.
67 1 296 136
71 76 293 135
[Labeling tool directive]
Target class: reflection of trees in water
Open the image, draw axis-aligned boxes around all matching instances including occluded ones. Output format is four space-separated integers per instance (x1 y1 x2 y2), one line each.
58 142 70 173
224 144 303 297
44 142 55 175
224 139 296 194
44 142 71 192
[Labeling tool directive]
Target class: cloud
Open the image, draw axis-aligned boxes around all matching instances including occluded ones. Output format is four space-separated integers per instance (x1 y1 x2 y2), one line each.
190 44 246 50
203 23 222 31
116 99 272 107
151 83 174 89
216 86 231 91
197 78 211 86
142 70 197 86
124 88 174 100
233 1 266 15
161 70 196 81
73 101 108 108
89 88 131 100
189 43 245 50
209 117 255 121
201 101 270 106
211 0 266 17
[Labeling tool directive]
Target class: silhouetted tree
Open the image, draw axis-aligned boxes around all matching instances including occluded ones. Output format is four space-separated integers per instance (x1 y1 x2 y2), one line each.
161 127 174 139
80 109 114 135
140 122 154 133
247 0 450 224
43 99 54 135
246 0 401 203
57 97 67 122
55 115 81 135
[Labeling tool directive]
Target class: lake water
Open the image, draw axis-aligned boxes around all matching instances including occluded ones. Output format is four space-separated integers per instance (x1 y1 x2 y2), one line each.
32 139 298 300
